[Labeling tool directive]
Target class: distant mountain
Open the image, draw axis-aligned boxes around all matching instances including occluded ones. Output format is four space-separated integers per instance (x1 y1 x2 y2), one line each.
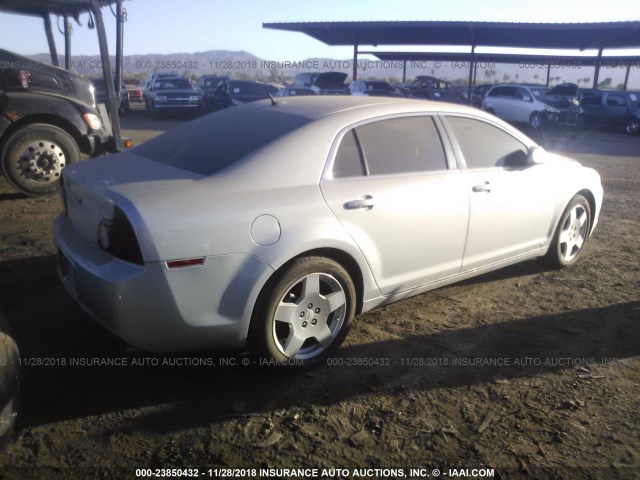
24 50 636 88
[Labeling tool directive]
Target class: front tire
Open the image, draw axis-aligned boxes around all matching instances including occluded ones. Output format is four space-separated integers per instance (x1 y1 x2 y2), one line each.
529 112 544 130
1 124 80 197
251 256 356 369
575 114 588 130
544 194 591 268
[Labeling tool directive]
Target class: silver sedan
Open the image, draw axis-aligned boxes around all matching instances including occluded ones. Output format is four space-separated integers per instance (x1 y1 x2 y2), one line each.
54 96 603 368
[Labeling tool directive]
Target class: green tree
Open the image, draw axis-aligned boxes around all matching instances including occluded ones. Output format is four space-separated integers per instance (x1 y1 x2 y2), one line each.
598 77 612 89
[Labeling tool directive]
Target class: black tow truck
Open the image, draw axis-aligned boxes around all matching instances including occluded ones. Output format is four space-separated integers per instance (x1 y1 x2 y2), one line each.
0 0 130 197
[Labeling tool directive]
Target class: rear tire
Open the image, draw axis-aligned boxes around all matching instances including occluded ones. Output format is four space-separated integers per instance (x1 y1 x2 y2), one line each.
1 124 80 197
250 256 356 370
624 118 639 135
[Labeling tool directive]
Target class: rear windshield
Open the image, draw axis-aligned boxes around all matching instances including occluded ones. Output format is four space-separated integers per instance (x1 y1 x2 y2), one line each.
154 79 191 90
134 107 311 175
229 82 267 95
366 82 393 91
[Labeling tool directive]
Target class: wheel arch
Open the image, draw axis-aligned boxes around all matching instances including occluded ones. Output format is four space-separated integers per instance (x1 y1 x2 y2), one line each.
257 247 366 316
576 188 597 236
0 114 88 158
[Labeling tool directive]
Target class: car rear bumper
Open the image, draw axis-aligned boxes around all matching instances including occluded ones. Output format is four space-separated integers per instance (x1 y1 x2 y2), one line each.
53 214 273 352
154 104 201 109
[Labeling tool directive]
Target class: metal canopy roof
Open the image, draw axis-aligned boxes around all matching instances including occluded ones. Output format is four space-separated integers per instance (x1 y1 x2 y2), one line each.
0 0 117 17
263 21 640 51
364 51 640 67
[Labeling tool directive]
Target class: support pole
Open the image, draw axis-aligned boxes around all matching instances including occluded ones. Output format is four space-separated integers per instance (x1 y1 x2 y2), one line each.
92 0 123 150
623 64 630 91
592 47 603 89
352 44 358 81
546 64 551 86
43 14 59 67
64 15 72 70
402 60 406 84
467 45 475 105
115 0 124 95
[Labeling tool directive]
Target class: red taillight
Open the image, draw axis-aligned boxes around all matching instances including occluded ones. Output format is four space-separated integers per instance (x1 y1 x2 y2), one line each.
97 206 144 265
18 70 29 88
166 258 205 269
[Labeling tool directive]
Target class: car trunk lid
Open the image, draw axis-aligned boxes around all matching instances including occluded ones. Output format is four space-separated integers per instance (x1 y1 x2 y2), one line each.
62 152 201 251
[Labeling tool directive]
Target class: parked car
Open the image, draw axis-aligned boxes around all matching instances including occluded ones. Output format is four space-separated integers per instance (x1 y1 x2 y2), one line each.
540 83 582 125
455 85 470 101
145 77 203 115
262 83 283 96
543 83 580 107
54 96 602 369
90 77 129 116
471 84 493 108
482 84 563 129
275 87 317 97
123 78 145 105
349 80 403 97
0 49 118 196
212 79 270 109
406 76 467 104
196 75 229 111
292 72 348 95
577 90 640 135
144 72 177 90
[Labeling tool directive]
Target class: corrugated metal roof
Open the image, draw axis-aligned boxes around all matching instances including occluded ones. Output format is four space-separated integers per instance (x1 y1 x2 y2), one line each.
263 21 640 50
0 0 118 17
363 51 640 66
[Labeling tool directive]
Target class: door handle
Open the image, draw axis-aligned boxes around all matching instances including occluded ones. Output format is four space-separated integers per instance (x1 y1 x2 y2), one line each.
344 195 376 210
472 182 491 193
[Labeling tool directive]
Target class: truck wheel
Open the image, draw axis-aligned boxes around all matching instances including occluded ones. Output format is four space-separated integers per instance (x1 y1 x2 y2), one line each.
1 124 80 197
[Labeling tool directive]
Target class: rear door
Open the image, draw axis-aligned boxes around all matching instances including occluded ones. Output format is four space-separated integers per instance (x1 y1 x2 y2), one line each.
485 86 515 121
321 115 469 295
602 93 628 126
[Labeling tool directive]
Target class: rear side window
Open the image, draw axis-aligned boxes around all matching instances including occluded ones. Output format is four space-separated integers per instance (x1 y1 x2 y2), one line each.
332 116 447 177
581 94 603 106
135 107 311 175
446 116 528 169
333 130 365 178
488 86 511 97
606 94 626 107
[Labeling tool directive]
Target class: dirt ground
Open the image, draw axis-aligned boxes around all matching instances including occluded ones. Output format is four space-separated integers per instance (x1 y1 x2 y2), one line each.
0 110 638 480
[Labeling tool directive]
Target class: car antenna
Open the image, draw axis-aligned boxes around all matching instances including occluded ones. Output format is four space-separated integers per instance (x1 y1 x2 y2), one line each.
267 91 278 106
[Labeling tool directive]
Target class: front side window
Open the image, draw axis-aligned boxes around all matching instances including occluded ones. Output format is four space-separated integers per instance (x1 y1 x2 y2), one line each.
332 116 447 177
446 116 528 169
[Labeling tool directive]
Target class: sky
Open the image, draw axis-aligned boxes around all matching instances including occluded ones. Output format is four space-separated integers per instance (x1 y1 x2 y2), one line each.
0 0 639 61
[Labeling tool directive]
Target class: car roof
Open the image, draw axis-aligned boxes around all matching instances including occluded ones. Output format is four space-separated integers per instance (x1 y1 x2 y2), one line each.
239 95 479 121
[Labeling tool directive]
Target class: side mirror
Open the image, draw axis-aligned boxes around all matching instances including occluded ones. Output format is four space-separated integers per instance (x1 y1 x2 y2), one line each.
527 146 545 165
522 95 532 102
504 150 529 168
